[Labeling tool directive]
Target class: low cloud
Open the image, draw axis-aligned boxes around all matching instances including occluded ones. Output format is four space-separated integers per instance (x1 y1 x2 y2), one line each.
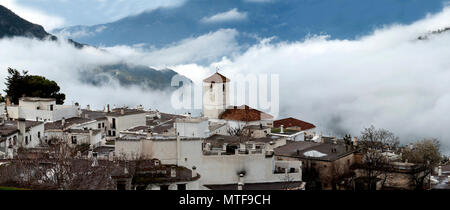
201 8 248 24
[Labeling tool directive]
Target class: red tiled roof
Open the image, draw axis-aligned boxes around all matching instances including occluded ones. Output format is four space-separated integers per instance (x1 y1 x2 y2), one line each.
219 105 273 122
274 117 316 131
203 72 230 83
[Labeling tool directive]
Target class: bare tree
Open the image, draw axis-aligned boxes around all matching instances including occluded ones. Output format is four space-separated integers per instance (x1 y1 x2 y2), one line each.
355 126 399 190
402 138 442 190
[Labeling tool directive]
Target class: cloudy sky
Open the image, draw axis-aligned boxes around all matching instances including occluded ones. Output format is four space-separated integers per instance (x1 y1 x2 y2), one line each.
2 0 186 30
1 0 450 152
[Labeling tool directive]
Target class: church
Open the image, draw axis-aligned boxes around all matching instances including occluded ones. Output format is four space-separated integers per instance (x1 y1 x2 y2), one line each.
202 72 274 131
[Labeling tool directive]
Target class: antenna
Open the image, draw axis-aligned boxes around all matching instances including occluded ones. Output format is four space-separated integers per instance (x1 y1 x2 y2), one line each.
216 66 220 73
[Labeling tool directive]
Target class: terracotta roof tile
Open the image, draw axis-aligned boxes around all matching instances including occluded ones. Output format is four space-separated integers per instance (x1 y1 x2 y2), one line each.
274 117 316 131
219 105 273 122
203 72 230 83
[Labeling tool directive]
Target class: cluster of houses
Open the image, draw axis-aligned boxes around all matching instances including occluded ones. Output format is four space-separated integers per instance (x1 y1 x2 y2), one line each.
1 72 447 190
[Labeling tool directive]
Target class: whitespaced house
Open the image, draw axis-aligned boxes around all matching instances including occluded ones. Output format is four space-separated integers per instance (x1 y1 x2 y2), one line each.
44 117 105 147
105 108 147 140
114 130 304 190
6 97 80 122
0 118 44 159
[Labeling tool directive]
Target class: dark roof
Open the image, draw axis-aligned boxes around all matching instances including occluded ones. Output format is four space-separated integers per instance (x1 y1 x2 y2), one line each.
81 109 108 120
274 117 316 131
219 105 273 122
205 134 242 147
1 120 43 138
274 141 355 162
203 72 230 83
204 181 305 190
204 134 281 148
44 117 92 130
20 97 55 102
0 122 18 137
106 109 146 117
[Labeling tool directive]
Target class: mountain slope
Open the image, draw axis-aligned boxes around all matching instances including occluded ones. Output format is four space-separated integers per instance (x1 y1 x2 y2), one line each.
0 4 53 39
54 0 445 47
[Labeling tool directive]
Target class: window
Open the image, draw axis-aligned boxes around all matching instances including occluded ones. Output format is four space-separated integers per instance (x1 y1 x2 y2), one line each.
25 136 28 145
223 84 225 91
177 184 186 190
112 118 116 129
50 105 54 111
98 123 101 129
71 136 77 145
108 130 112 136
112 131 116 136
102 123 105 128
38 132 41 138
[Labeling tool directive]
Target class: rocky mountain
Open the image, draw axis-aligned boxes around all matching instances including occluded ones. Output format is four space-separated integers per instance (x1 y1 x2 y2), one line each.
53 0 444 48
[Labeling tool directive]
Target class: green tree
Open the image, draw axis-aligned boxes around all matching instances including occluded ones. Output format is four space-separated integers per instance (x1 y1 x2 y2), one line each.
4 68 65 104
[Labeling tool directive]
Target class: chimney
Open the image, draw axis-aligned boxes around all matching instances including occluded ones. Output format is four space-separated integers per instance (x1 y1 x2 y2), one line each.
321 137 325 144
192 166 197 178
109 151 114 161
121 109 125 115
238 173 245 190
438 166 442 176
222 143 227 151
17 118 26 146
6 97 11 106
91 156 99 167
171 166 177 178
280 125 284 134
61 117 66 127
146 129 152 139
84 113 89 119
86 104 91 111
107 104 110 113
87 151 93 160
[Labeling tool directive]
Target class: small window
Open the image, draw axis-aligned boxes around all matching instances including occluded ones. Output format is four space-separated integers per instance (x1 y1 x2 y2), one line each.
38 132 41 138
102 123 105 128
71 136 77 145
50 105 54 111
108 130 111 136
98 123 101 129
25 136 29 145
112 131 116 136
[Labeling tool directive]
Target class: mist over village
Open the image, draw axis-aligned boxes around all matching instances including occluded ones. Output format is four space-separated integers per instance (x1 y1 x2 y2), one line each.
1 0 450 199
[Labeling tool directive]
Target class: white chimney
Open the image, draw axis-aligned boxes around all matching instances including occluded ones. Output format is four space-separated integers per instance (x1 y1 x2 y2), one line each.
171 166 177 178
280 125 284 134
238 173 245 190
61 117 65 127
108 151 114 161
86 105 91 111
192 166 197 178
438 166 442 176
120 109 125 115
